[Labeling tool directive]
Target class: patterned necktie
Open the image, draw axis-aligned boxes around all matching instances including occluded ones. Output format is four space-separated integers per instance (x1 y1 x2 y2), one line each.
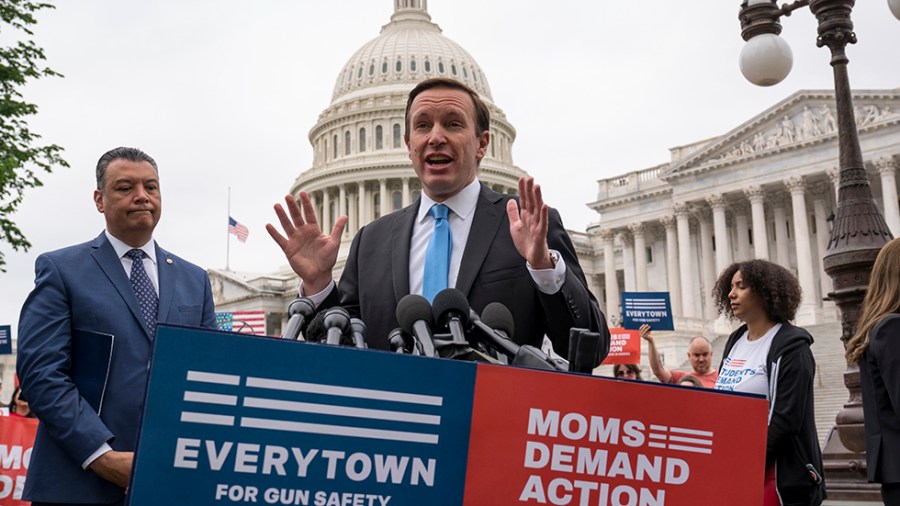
127 249 158 338
423 204 451 302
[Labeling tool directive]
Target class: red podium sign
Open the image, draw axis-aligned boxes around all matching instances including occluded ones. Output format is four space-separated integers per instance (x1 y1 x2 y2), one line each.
464 366 766 505
0 416 38 505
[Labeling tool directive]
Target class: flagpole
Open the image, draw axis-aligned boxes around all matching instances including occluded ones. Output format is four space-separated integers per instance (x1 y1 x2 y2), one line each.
226 186 231 271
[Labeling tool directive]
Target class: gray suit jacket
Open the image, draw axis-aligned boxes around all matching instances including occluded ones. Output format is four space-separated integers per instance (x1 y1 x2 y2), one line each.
324 184 608 356
17 232 216 503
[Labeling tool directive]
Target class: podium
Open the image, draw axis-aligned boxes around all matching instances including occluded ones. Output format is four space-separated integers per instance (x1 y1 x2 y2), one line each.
128 325 767 505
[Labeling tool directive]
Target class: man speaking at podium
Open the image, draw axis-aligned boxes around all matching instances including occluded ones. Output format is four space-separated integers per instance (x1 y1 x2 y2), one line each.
269 78 608 357
17 147 217 505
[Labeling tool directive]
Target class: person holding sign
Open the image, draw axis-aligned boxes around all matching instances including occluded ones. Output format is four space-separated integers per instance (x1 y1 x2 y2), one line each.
17 147 217 505
712 259 825 506
639 325 718 388
845 237 900 506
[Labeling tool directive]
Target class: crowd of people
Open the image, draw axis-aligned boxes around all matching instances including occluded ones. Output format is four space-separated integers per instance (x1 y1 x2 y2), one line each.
11 76 898 506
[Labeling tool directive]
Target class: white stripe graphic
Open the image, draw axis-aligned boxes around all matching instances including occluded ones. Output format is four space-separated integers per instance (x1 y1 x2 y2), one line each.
184 391 238 406
649 424 668 432
243 397 439 425
246 377 442 406
668 444 712 454
668 435 712 445
669 426 714 437
240 417 439 444
187 371 240 386
647 442 667 449
181 412 235 426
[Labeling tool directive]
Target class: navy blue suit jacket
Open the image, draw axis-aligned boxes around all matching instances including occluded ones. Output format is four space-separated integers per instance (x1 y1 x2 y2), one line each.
860 314 900 484
325 184 609 357
16 232 216 503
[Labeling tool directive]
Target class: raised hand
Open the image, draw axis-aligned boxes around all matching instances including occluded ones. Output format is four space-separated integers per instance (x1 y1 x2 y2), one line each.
266 192 347 294
506 176 553 269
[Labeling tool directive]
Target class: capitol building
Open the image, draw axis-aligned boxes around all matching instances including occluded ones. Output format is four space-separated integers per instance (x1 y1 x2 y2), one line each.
211 1 900 368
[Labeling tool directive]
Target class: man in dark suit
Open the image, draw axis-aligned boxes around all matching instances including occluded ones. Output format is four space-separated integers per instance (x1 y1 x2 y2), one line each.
17 147 217 505
268 78 607 357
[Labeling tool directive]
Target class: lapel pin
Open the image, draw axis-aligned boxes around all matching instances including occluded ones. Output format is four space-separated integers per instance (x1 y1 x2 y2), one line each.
166 258 173 265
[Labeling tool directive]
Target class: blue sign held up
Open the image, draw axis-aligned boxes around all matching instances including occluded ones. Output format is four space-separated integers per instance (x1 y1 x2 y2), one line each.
620 292 674 331
0 325 11 355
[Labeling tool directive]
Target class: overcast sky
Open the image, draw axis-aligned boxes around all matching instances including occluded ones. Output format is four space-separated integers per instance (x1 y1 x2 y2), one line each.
2 1 899 336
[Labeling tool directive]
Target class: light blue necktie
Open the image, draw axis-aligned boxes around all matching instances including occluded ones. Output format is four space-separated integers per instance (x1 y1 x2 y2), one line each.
128 249 159 338
423 204 451 302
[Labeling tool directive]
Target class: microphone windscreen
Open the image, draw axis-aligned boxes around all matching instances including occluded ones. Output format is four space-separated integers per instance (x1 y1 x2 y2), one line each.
304 311 328 343
481 302 515 337
288 297 316 318
396 294 433 334
432 288 470 328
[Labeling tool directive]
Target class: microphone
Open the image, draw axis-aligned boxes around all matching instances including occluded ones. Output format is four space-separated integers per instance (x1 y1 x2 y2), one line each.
567 328 604 374
481 302 515 340
396 294 437 357
349 318 368 349
389 328 421 355
432 288 469 346
304 311 327 343
468 307 520 359
281 297 317 340
323 307 351 345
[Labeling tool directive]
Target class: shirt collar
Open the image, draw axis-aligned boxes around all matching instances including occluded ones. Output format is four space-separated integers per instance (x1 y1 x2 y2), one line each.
417 178 481 224
105 230 157 265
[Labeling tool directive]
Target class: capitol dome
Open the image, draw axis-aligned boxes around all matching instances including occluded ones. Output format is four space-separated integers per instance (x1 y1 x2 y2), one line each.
331 1 492 104
290 0 526 275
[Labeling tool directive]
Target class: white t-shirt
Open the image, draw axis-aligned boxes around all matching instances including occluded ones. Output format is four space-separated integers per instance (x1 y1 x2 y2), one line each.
715 323 782 397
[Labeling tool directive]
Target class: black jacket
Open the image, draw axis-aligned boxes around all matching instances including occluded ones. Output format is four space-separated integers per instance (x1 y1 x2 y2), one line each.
720 322 826 506
859 314 900 484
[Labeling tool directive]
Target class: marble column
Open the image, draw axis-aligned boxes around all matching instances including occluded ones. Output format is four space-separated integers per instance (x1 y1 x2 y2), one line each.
786 176 818 316
733 201 752 262
629 223 648 291
379 179 388 218
826 167 840 203
696 208 718 321
402 177 411 208
707 193 732 274
619 232 636 292
357 181 366 230
744 185 769 260
338 185 348 236
659 215 682 317
876 157 900 236
771 193 791 267
321 190 332 234
348 187 358 235
310 192 320 226
600 229 620 324
812 184 832 304
674 203 695 319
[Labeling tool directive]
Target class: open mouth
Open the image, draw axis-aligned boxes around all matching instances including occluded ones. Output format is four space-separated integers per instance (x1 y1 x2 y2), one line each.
425 154 453 168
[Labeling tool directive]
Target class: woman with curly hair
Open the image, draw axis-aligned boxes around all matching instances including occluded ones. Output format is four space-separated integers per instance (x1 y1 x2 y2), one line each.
845 237 900 505
712 259 825 506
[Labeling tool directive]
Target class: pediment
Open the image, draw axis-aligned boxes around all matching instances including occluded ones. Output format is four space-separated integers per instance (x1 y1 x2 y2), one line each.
661 89 900 179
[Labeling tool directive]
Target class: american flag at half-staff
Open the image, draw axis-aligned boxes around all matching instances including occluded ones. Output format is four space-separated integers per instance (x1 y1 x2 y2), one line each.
228 216 249 243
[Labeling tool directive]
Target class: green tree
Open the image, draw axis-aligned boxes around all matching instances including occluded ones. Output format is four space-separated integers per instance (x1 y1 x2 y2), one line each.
0 0 67 272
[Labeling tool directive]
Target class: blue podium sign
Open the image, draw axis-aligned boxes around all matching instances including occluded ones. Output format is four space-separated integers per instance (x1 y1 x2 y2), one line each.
621 292 674 330
129 326 477 506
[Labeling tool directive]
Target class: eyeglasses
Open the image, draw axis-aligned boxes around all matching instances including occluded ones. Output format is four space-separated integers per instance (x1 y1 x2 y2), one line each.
615 369 637 377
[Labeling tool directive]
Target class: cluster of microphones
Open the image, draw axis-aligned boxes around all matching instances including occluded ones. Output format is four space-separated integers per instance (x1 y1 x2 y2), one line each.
280 287 604 374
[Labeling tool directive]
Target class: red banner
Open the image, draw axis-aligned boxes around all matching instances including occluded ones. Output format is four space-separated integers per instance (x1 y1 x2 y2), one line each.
601 328 641 365
464 365 767 505
0 416 37 505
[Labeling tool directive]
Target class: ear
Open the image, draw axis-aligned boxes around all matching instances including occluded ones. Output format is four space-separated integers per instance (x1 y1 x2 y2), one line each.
476 130 490 161
93 189 104 213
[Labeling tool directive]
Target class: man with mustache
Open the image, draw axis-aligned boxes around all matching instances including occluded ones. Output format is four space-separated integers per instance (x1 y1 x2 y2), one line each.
17 147 216 505
269 78 608 358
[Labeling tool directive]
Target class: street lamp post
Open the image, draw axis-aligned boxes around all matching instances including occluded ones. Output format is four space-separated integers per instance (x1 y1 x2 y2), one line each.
738 0 897 501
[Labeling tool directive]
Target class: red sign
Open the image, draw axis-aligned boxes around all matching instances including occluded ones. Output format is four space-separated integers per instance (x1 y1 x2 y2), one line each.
464 365 766 505
0 416 38 505
601 328 641 365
